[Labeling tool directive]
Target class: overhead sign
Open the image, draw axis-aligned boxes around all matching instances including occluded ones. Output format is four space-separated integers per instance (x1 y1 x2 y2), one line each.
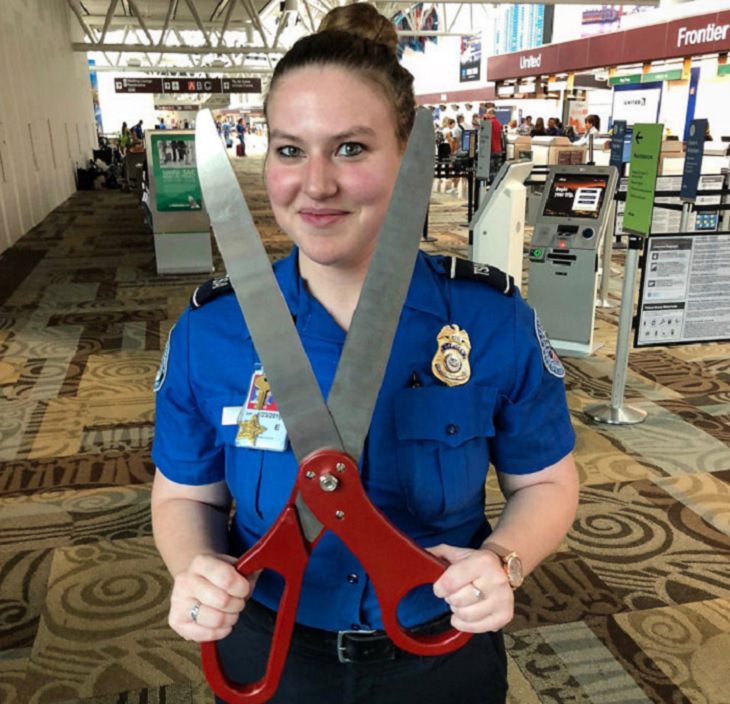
636 233 730 347
611 84 662 126
680 118 708 202
719 64 730 76
609 74 642 87
487 9 730 81
115 76 262 94
115 77 163 93
623 123 663 237
643 69 683 83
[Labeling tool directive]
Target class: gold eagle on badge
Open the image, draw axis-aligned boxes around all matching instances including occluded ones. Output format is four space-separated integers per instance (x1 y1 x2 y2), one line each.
431 324 472 387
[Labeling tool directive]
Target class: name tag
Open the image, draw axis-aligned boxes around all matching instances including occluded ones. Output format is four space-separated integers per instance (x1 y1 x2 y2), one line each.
231 368 288 452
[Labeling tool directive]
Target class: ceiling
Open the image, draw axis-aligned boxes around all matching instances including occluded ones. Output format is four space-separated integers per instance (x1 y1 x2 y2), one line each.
67 0 661 78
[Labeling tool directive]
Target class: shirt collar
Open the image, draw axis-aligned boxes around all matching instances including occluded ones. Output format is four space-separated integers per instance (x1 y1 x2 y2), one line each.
273 247 448 335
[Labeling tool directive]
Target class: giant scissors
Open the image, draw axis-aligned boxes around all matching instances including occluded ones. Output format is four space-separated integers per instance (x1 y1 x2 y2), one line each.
195 108 471 704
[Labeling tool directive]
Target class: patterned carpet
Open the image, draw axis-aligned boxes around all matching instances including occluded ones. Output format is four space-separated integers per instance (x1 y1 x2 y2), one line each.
1 157 729 704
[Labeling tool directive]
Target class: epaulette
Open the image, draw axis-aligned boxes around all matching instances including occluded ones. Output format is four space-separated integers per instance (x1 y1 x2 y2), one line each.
190 275 234 309
443 256 515 296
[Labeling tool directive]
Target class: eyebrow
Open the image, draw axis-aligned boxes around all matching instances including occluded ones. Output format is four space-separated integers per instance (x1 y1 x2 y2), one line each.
269 126 377 141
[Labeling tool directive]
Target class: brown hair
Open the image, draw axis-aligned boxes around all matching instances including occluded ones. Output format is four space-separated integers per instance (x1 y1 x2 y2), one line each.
264 5 414 145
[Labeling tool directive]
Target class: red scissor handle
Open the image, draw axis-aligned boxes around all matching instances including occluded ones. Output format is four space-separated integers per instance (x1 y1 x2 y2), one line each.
199 502 312 704
298 449 472 656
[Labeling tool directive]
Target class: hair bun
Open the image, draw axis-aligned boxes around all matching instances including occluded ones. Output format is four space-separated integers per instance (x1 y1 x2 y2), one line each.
317 4 398 53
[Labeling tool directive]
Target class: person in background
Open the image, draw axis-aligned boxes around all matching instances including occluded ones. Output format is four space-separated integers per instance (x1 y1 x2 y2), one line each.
236 118 246 156
150 5 579 703
118 121 132 156
518 116 533 135
132 119 144 142
531 117 546 137
506 119 519 136
584 114 600 136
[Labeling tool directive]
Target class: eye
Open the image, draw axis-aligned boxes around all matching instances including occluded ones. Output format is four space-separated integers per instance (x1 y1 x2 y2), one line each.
276 145 303 158
336 142 364 157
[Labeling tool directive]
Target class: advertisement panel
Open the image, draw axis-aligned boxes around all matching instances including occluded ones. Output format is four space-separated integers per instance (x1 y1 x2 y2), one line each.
611 83 662 126
150 133 203 212
460 35 482 82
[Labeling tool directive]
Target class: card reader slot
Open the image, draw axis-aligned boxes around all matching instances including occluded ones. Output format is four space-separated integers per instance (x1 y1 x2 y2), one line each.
547 252 577 262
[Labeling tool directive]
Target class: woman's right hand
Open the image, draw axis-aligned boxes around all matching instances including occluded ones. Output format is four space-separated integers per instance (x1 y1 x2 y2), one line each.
168 553 258 642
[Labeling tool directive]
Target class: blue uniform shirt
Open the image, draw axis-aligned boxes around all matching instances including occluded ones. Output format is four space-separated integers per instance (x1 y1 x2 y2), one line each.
152 249 575 631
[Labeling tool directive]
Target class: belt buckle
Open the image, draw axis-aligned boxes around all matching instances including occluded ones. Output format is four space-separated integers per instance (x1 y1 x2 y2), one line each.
336 629 377 664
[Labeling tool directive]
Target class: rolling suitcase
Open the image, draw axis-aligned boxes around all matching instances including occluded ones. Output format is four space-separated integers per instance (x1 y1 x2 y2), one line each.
236 143 245 157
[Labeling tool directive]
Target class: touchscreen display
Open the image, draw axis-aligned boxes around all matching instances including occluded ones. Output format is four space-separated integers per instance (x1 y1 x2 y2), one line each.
542 174 610 220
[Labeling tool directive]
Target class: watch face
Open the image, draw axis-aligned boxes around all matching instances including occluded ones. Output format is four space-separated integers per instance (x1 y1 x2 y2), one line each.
506 555 524 589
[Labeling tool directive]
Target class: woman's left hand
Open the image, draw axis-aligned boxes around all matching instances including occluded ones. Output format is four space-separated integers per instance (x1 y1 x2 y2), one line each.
428 544 514 633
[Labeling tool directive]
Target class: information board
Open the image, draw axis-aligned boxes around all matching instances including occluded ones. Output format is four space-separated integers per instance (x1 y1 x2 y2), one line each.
150 133 203 212
615 175 724 235
680 118 708 202
636 232 730 346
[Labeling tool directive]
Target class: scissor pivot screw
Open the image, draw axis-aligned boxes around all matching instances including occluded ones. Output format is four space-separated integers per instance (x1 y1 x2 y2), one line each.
336 463 346 473
335 510 345 520
305 471 316 480
319 474 339 492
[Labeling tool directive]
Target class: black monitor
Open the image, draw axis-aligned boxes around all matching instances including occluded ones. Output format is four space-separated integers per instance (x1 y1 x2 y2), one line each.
460 129 475 156
542 173 610 220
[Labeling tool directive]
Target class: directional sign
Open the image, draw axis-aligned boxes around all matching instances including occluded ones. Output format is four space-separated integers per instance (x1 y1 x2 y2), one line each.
623 123 663 237
610 120 627 170
680 119 708 202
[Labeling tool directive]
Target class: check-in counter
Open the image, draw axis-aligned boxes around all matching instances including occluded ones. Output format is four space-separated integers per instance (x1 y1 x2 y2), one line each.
658 139 685 175
530 136 587 166
702 142 730 173
506 134 533 161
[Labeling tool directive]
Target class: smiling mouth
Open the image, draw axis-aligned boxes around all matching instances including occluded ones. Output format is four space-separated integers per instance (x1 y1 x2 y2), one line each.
298 209 349 226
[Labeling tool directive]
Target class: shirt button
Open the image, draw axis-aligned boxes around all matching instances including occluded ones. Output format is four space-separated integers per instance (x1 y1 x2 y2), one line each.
347 573 359 584
446 423 459 436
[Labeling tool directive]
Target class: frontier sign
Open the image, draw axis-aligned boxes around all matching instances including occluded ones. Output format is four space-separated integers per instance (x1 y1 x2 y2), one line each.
488 9 730 81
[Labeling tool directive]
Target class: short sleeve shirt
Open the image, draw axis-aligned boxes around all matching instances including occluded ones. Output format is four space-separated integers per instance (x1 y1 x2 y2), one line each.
152 250 575 631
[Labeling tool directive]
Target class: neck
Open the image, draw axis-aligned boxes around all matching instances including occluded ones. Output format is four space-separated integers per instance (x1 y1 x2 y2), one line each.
298 252 369 331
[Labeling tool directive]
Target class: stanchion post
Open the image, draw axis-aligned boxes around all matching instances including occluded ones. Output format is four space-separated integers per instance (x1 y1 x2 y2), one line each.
597 198 616 308
585 235 648 425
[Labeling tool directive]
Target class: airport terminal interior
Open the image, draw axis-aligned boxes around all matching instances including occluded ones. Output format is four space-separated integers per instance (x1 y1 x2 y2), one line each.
2 0 730 703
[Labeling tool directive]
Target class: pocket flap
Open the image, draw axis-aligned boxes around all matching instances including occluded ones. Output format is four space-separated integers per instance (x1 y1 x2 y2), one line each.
394 384 497 446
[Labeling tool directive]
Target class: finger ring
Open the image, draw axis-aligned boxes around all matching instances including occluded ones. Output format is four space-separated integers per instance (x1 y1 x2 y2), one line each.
189 601 201 623
472 584 483 600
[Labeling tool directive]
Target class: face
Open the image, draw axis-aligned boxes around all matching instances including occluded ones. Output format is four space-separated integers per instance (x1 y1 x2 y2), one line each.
265 66 403 273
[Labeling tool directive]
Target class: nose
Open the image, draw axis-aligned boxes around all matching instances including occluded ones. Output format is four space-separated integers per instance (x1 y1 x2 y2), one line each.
303 155 337 200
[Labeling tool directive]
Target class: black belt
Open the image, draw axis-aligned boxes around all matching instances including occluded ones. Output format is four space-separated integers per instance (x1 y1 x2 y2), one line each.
244 599 453 665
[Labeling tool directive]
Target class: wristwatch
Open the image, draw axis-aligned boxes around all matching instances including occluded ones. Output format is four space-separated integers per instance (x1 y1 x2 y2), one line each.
483 542 524 590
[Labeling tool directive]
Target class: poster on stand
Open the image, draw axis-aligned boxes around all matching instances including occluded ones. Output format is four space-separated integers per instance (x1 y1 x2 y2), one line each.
636 233 730 346
460 35 481 82
151 133 203 212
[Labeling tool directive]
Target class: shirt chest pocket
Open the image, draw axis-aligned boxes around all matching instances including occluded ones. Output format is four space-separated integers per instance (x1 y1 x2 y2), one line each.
394 384 497 524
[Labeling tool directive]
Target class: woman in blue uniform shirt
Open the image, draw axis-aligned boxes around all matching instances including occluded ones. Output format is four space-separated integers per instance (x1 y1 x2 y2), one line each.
151 5 579 702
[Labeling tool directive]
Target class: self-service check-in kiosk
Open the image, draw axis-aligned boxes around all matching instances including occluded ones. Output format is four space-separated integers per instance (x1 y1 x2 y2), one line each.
527 165 618 357
470 160 533 288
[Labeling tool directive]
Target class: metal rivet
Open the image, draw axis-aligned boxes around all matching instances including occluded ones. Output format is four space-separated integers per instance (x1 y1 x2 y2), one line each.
305 470 316 479
336 462 346 473
335 510 345 520
319 473 339 492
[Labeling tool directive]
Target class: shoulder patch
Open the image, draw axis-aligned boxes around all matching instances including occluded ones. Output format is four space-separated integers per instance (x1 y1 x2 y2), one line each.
534 313 565 379
153 324 175 392
190 275 233 309
445 256 514 296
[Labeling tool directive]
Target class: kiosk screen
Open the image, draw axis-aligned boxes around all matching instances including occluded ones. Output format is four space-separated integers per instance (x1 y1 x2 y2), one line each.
542 173 610 220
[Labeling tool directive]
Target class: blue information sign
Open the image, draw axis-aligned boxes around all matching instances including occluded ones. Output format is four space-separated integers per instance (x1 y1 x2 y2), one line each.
680 118 708 202
610 120 627 170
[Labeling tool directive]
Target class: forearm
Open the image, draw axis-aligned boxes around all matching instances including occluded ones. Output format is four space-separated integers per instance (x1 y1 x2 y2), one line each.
152 496 231 578
485 455 579 576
